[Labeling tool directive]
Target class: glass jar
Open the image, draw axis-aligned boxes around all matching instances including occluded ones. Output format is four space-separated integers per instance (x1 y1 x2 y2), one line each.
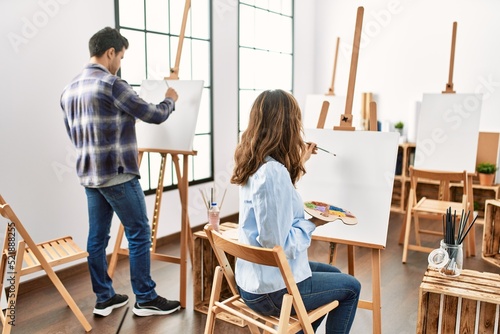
439 240 463 277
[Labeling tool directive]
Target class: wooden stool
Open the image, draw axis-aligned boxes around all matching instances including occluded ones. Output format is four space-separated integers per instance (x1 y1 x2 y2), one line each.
192 222 243 327
483 199 500 268
417 268 500 333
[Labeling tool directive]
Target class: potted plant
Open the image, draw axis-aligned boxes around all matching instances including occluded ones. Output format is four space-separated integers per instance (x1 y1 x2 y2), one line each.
394 121 404 134
476 162 498 186
394 121 406 144
473 201 480 219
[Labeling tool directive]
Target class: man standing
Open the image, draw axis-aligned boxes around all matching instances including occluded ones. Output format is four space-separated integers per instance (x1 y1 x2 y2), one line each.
60 27 180 317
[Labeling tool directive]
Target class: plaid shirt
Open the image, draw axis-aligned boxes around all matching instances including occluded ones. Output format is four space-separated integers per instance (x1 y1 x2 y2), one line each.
60 63 175 187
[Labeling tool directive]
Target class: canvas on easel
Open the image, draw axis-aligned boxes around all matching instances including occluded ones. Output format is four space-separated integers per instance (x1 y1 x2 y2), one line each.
414 93 482 173
414 21 482 173
298 129 399 248
136 79 204 152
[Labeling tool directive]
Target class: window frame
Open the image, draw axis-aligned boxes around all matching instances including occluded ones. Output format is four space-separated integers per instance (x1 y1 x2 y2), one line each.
237 1 295 137
114 0 214 196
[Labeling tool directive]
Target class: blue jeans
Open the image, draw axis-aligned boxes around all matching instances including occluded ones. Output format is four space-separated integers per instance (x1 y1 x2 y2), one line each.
84 177 158 304
239 261 360 334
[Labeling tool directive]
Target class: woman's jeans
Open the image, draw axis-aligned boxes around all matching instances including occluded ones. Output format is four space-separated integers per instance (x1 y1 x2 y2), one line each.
239 261 360 334
85 177 158 303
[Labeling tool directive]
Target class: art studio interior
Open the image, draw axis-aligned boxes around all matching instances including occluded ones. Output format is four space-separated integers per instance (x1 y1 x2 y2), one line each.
1 0 500 333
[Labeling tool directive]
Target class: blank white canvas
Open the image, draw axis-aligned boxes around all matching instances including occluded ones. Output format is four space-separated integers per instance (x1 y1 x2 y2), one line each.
297 129 399 248
303 95 346 129
414 93 482 173
135 80 204 151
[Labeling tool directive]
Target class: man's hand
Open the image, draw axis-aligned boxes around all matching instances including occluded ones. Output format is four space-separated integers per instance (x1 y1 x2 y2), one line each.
165 87 178 102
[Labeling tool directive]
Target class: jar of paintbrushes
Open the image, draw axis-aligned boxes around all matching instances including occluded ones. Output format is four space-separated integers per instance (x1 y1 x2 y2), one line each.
438 239 463 277
428 207 477 277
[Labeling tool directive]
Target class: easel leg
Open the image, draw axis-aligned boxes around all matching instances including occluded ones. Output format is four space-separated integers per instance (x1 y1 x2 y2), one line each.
172 155 194 264
371 249 382 334
108 224 125 278
328 242 337 265
347 245 355 276
466 175 476 257
172 154 195 308
150 153 168 253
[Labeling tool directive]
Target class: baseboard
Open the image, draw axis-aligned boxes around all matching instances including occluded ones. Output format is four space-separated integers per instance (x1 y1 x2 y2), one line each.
16 213 239 297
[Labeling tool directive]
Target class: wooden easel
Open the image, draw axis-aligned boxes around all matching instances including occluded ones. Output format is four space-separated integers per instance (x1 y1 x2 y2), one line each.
165 0 191 80
312 7 383 334
441 21 476 256
108 0 195 308
326 37 340 96
333 8 363 131
442 22 457 94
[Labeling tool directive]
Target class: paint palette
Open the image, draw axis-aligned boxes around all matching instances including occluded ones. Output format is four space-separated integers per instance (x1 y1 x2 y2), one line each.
304 201 358 225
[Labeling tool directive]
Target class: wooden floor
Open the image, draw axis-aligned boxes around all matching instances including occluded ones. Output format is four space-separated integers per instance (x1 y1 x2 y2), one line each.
6 212 499 334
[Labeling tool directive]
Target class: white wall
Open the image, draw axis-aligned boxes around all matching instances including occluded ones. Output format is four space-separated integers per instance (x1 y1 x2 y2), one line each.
0 0 241 275
0 0 116 275
1 0 499 277
293 1 316 105
296 0 500 132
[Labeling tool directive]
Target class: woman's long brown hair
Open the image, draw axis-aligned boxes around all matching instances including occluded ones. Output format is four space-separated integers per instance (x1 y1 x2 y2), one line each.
231 89 306 186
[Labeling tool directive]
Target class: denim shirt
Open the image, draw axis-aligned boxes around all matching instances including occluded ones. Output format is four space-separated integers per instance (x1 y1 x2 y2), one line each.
235 157 316 294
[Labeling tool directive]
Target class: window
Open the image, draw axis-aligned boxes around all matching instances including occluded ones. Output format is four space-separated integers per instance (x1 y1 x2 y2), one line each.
115 0 212 195
238 0 294 134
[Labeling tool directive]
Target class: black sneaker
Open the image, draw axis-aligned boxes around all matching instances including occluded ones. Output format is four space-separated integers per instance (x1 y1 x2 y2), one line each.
93 294 129 316
133 296 181 316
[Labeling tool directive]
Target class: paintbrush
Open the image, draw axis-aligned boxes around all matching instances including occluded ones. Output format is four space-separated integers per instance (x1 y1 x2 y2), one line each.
305 142 336 156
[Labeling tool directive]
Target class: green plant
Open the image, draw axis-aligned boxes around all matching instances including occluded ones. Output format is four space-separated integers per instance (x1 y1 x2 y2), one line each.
394 121 404 129
476 162 498 174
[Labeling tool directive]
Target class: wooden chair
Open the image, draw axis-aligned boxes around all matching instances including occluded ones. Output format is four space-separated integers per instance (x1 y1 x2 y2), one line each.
203 224 339 334
401 167 470 263
0 194 91 333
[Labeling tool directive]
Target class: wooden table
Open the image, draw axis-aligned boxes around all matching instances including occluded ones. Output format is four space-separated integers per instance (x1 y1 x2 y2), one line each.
417 268 500 333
